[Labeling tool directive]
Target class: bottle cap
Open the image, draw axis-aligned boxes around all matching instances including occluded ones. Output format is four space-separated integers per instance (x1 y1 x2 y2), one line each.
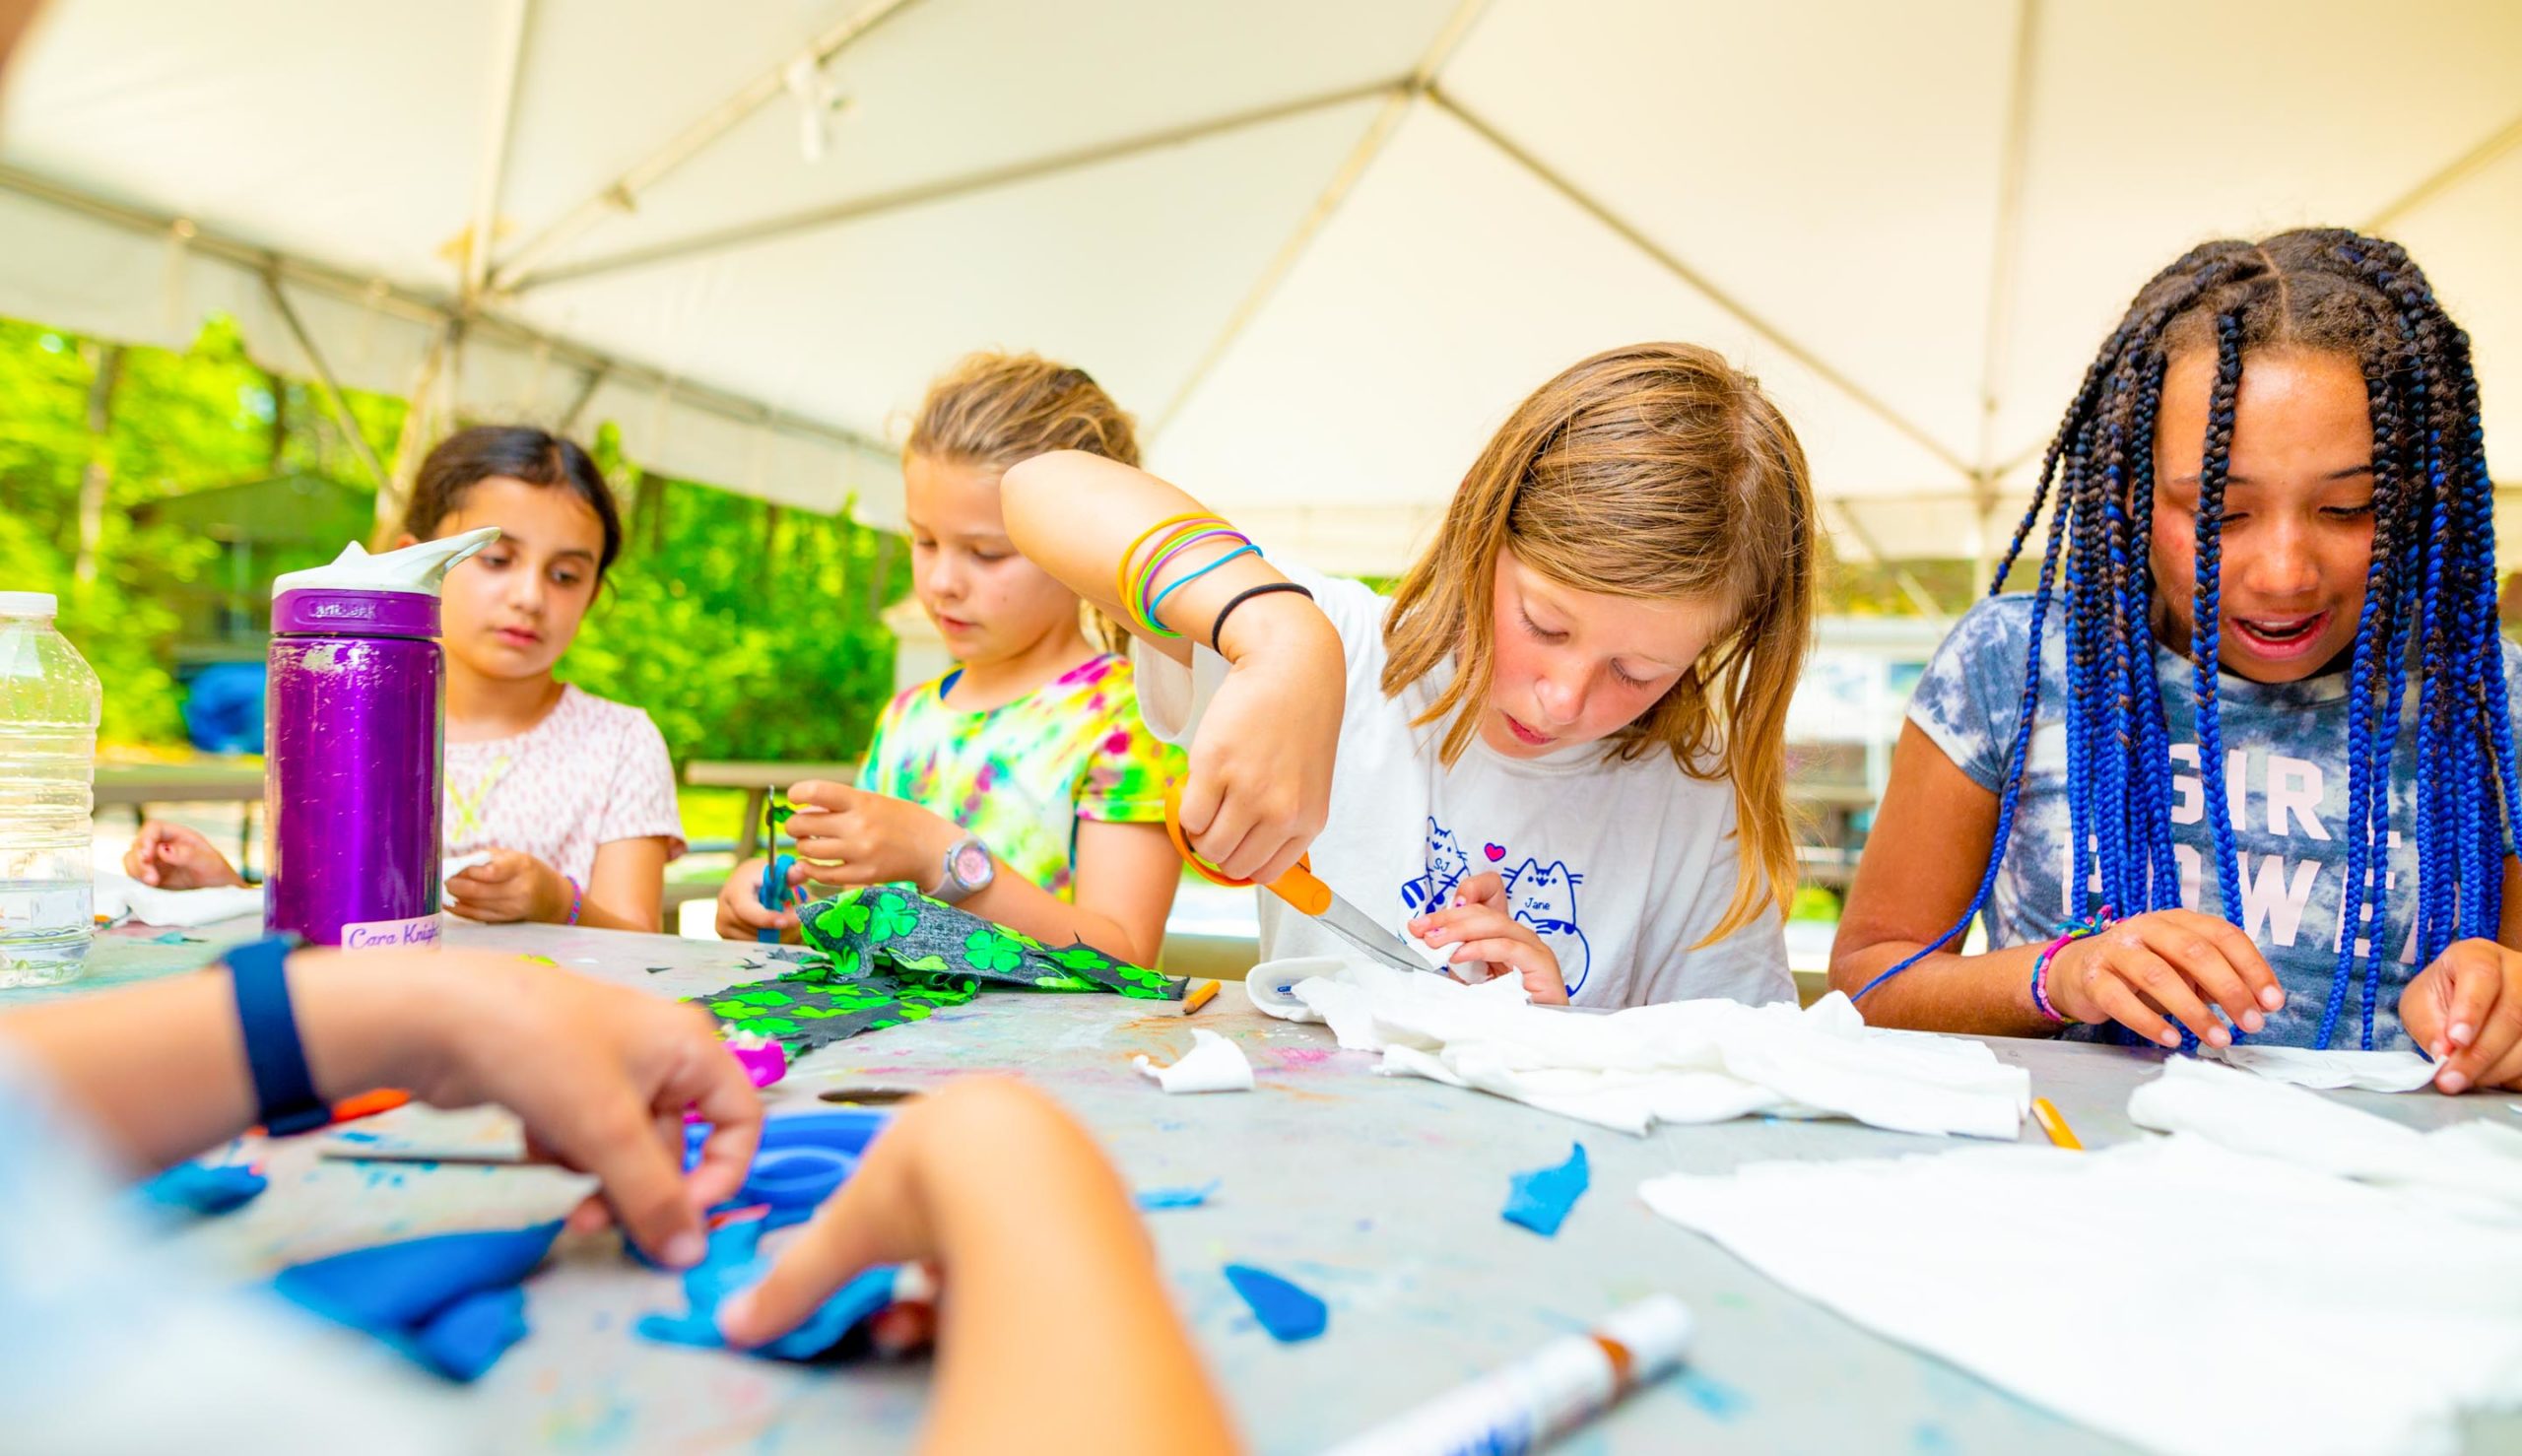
0 591 59 618
1598 1295 1693 1382
271 527 499 638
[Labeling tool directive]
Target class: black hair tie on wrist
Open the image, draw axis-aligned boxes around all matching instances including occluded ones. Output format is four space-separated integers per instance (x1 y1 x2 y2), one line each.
1210 581 1315 652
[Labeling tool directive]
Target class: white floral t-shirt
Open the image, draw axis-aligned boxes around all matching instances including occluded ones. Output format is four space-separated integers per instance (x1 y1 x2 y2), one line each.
442 685 685 884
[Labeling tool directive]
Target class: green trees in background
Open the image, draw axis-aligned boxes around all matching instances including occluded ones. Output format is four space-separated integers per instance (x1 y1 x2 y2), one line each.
0 314 909 762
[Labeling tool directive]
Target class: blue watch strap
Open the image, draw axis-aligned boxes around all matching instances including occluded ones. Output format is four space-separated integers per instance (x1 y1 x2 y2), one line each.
227 935 327 1136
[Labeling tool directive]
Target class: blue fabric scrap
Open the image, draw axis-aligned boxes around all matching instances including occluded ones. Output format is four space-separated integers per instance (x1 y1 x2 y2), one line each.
272 1221 562 1382
129 1159 268 1219
1501 1143 1589 1237
1135 1180 1220 1211
1224 1263 1328 1343
637 1215 899 1360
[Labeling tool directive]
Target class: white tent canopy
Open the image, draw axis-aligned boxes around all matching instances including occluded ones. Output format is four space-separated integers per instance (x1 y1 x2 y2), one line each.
4 0 2520 573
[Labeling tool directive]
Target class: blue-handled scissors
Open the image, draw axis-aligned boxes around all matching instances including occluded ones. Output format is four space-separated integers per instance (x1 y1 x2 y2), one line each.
757 787 805 944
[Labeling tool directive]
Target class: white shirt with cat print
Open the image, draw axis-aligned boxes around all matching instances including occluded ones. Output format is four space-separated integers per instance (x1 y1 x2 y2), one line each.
1132 563 1791 1010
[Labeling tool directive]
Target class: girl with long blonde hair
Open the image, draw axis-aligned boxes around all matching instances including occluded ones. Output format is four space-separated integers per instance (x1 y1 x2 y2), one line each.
1005 342 1815 1006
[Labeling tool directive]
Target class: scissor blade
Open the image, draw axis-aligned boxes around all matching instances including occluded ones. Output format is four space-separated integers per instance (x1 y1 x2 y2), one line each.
1312 894 1438 976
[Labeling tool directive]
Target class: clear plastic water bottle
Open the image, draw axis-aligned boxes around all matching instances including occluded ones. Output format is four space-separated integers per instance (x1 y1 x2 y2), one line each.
0 591 101 985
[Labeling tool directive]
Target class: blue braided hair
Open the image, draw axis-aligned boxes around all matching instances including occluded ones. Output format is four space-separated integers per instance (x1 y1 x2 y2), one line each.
1858 230 2515 1051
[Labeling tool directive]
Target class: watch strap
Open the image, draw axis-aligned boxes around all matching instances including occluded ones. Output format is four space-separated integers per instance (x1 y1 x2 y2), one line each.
227 934 328 1136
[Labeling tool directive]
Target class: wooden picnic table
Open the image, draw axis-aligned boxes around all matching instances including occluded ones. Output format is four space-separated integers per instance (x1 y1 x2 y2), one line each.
682 761 861 860
93 759 267 866
21 920 2520 1453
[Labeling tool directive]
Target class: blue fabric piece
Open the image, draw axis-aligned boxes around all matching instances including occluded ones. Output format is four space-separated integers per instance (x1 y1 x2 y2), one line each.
272 1221 562 1382
1224 1263 1327 1343
129 1160 268 1218
1136 1181 1219 1211
637 1216 898 1361
1501 1143 1590 1237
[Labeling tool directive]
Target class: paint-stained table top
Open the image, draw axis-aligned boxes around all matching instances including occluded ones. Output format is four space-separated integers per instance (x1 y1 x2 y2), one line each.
29 919 2522 1454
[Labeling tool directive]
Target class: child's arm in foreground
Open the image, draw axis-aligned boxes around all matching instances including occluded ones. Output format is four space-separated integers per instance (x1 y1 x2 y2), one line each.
721 1080 1238 1456
1002 450 1343 886
1831 723 2283 1045
0 950 763 1263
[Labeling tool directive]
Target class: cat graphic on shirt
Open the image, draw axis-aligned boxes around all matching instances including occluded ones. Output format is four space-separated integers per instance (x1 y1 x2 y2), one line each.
1503 857 1593 996
1400 819 1472 915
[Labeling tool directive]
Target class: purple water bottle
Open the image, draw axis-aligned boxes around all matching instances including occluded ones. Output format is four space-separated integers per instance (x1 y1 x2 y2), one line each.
264 528 498 949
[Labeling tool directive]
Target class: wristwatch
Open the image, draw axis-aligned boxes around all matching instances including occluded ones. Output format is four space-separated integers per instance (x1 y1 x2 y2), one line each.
932 834 995 904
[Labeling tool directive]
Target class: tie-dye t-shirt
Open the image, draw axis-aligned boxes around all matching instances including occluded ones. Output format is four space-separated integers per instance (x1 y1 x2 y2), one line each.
855 653 1180 901
1908 592 2522 1051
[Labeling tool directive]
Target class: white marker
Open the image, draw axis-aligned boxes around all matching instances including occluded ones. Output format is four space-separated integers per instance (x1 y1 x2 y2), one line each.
1326 1296 1693 1456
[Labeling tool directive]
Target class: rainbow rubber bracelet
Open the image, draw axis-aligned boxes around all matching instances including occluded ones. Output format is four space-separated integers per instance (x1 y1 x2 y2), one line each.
1147 544 1261 630
1116 512 1226 619
1133 527 1249 626
2030 904 2115 1025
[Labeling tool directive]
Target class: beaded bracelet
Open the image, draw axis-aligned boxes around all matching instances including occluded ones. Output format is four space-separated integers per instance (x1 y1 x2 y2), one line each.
564 875 584 927
2030 904 2114 1025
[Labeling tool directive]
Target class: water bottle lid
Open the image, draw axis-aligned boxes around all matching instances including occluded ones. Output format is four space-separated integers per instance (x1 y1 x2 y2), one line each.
0 591 59 619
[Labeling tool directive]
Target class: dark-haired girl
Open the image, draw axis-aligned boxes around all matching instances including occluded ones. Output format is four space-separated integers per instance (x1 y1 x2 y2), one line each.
129 427 684 931
1831 230 2522 1094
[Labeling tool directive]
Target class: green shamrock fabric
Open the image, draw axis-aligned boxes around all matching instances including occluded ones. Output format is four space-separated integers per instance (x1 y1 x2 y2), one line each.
697 886 1182 1053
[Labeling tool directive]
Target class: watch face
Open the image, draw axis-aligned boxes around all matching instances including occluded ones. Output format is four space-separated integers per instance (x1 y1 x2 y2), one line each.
951 842 992 887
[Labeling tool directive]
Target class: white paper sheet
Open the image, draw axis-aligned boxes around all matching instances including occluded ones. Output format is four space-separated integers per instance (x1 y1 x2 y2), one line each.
1134 1028 1255 1094
2200 1042 2438 1092
92 872 264 929
1247 958 2027 1139
1643 1146 2522 1451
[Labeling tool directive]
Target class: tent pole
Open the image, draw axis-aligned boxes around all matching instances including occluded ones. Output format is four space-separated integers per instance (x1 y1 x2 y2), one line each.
1830 499 1947 622
2366 105 2522 233
490 0 926 293
462 0 534 303
1429 85 1973 482
262 272 392 498
1971 0 2040 479
1149 0 1493 438
522 77 1401 291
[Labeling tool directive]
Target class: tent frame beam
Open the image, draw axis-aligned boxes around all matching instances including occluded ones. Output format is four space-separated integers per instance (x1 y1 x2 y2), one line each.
1148 0 1493 438
488 0 927 294
1426 85 1973 482
461 0 534 302
521 75 1404 291
2366 103 2522 233
261 271 392 495
0 165 896 470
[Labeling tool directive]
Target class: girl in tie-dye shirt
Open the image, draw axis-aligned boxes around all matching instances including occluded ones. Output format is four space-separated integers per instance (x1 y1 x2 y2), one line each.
717 354 1184 963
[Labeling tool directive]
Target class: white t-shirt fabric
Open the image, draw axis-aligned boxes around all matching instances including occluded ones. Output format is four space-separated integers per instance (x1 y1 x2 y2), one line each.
442 685 686 886
1132 563 1790 1010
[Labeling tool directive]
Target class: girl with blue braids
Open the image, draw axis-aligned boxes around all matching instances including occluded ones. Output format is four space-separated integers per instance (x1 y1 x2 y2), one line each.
1830 229 2522 1095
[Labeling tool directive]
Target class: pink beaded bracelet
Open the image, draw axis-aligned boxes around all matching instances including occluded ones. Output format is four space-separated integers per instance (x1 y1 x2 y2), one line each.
564 875 583 927
2030 905 2114 1025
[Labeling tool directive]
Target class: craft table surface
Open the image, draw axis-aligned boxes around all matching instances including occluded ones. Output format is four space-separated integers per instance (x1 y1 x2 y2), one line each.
27 920 2522 1454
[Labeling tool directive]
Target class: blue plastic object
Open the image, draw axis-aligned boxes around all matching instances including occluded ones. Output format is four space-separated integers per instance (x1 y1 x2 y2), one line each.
272 1222 563 1381
1501 1143 1590 1238
182 662 267 755
667 1109 891 1239
1223 1263 1328 1343
756 851 797 944
129 1159 268 1219
1135 1180 1219 1212
637 1214 900 1360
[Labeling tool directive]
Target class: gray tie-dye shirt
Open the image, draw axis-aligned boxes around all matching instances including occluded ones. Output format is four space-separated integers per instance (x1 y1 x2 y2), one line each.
1906 593 2522 1050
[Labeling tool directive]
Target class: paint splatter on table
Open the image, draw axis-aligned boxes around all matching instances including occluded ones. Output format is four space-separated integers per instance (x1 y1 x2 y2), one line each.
21 918 2518 1454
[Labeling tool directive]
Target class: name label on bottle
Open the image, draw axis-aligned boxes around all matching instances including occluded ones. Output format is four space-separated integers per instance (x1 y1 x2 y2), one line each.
0 884 90 936
340 913 441 951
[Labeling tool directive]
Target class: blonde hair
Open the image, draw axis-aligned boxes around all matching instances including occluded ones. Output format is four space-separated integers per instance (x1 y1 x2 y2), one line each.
905 351 1140 650
1381 342 1817 943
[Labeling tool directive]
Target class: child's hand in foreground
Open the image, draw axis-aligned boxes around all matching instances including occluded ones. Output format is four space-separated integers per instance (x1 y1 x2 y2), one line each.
1409 871 1567 1005
780 781 962 893
1173 594 1344 886
123 821 245 891
444 847 569 924
318 949 765 1266
2401 938 2522 1092
2038 908 2283 1048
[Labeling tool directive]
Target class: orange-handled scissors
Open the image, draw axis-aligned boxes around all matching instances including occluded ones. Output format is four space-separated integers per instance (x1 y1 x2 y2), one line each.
1163 780 1433 976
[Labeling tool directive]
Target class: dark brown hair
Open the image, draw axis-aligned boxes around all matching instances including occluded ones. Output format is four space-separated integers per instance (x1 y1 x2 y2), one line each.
400 426 623 576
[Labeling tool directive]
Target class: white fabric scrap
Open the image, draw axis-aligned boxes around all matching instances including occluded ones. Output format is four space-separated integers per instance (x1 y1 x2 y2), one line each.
1248 958 2027 1139
2131 1055 2522 1212
1134 1028 1254 1094
92 872 264 929
1640 1067 2522 1456
2200 1042 2437 1092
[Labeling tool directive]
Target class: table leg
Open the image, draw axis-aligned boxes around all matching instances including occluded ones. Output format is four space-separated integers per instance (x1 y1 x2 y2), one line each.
733 788 765 862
